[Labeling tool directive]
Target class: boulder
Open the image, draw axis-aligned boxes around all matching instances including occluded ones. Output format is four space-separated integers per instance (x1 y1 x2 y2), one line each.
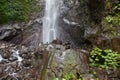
0 24 21 41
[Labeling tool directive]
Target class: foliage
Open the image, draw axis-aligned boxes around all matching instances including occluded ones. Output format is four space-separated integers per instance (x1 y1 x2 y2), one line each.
90 47 120 70
105 14 120 26
63 73 75 80
0 0 39 24
105 1 120 26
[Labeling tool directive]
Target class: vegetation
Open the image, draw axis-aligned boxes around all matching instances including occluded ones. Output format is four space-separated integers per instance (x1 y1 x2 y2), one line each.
105 0 120 26
0 0 39 24
63 73 76 80
0 0 119 79
90 47 120 70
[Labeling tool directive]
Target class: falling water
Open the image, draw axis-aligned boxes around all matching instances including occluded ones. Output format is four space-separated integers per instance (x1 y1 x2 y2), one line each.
43 0 62 43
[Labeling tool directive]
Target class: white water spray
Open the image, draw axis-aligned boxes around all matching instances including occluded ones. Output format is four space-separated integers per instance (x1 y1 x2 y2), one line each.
0 55 3 62
43 0 62 43
12 50 23 62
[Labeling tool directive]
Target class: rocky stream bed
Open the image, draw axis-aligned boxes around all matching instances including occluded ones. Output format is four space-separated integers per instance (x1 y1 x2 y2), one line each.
0 41 120 80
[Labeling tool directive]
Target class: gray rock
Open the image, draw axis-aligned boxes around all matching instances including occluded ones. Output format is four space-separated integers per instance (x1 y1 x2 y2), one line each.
22 59 32 67
9 56 18 62
0 24 21 41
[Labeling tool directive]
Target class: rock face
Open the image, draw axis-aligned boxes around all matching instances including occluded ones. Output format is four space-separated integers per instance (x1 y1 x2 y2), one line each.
0 21 43 50
96 37 120 52
46 41 89 80
0 0 107 48
84 27 120 52
0 41 89 80
57 0 90 46
0 0 119 52
89 0 105 23
0 0 43 48
0 24 21 41
0 42 50 80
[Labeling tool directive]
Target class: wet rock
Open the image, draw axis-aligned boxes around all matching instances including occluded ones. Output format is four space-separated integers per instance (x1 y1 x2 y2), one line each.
20 53 32 59
0 38 46 79
0 61 4 64
9 56 18 62
2 52 10 59
116 68 120 79
111 37 120 52
51 39 63 45
0 68 8 80
96 37 120 52
10 21 42 47
34 50 44 59
89 0 105 23
20 54 27 59
0 24 21 41
55 44 64 50
0 68 5 78
4 75 17 80
47 44 89 79
57 0 90 46
21 46 28 54
0 43 6 48
0 41 90 80
46 44 54 51
85 32 120 52
63 41 71 49
22 60 32 67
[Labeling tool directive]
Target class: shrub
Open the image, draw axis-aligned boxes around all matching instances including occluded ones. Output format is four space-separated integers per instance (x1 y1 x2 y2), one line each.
0 0 39 24
90 47 120 70
63 73 75 80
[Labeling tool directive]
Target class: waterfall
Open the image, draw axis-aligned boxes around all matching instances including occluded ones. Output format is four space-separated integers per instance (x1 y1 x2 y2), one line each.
43 0 62 43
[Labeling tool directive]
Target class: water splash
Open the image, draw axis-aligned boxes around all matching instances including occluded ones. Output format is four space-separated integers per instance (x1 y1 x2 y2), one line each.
12 50 23 62
0 55 3 62
9 72 18 80
43 0 62 43
63 18 79 25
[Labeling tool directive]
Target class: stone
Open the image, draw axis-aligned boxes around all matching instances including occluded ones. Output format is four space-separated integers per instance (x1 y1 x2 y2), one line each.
1 52 10 59
0 24 21 41
34 50 44 59
22 60 32 67
21 46 28 54
9 56 18 62
20 53 32 59
63 41 71 50
51 39 63 45
56 0 90 46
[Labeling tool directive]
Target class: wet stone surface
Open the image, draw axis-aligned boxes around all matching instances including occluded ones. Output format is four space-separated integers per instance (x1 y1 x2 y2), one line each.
0 42 47 80
0 41 90 80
